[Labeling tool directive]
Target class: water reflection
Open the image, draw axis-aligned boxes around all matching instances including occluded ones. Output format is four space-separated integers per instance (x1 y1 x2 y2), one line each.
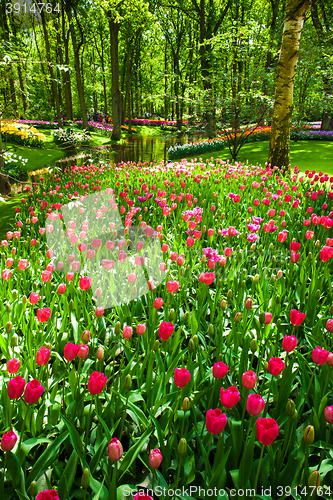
56 133 207 168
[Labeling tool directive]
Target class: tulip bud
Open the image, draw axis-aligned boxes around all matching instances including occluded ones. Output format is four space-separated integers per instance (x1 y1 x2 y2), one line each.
285 399 296 418
276 295 280 304
6 321 12 333
12 290 17 299
276 318 281 328
182 397 190 412
125 374 132 391
32 281 37 291
308 470 320 490
221 213 225 220
178 438 187 456
270 275 275 285
308 252 313 261
277 270 283 279
292 409 298 420
115 322 121 335
227 289 232 300
10 334 18 347
315 240 320 248
304 425 315 445
97 347 104 361
153 340 159 352
253 274 260 285
259 312 266 324
192 335 198 346
329 305 333 316
6 304 11 313
245 298 252 310
182 311 189 322
29 481 38 498
69 299 74 311
81 468 90 489
263 361 268 371
234 312 242 323
250 339 257 353
315 290 320 300
208 324 214 336
22 295 27 304
168 309 175 322
221 299 227 310
188 339 195 353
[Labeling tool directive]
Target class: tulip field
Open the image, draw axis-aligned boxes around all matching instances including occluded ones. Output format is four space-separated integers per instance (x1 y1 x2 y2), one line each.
1 158 333 500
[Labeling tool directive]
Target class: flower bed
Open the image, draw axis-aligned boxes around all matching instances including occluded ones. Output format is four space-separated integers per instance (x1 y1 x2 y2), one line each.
0 159 333 499
1 121 46 147
167 125 333 159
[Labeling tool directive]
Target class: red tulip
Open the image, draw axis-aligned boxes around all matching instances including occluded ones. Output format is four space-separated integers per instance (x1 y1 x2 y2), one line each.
158 322 174 341
133 494 153 500
24 379 45 404
282 335 297 352
246 394 265 416
324 406 333 425
79 276 92 291
256 417 279 445
29 292 40 305
64 342 79 361
263 312 272 325
290 309 306 326
77 344 89 359
220 386 240 409
36 491 60 500
174 368 191 388
57 283 66 294
1 430 18 451
108 437 123 461
136 324 146 335
268 357 285 376
206 409 227 434
87 371 107 395
166 280 180 293
7 358 20 374
326 319 333 333
37 308 51 323
212 361 229 379
153 297 163 309
123 325 133 339
36 346 51 366
290 252 300 263
241 370 257 389
312 346 329 365
149 448 163 469
7 376 25 399
290 242 301 252
95 307 104 317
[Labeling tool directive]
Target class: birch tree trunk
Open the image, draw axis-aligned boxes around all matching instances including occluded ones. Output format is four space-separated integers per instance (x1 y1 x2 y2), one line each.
268 0 311 169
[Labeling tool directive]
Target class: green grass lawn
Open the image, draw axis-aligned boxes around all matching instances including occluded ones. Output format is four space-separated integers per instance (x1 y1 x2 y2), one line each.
4 128 113 173
186 140 333 176
0 195 22 240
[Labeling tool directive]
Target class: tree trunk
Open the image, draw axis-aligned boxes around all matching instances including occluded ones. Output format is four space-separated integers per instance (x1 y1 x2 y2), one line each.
268 0 311 169
61 4 73 120
66 6 88 128
108 16 122 140
40 8 62 127
100 33 108 114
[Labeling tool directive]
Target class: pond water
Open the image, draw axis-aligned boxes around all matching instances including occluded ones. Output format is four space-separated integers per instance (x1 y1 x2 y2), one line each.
56 132 208 168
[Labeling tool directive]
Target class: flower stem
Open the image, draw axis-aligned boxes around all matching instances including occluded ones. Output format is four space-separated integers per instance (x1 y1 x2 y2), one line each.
252 444 265 500
318 425 331 471
204 434 213 486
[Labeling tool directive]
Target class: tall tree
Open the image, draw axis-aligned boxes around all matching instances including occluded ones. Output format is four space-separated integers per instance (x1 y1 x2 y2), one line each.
311 0 333 131
268 0 311 169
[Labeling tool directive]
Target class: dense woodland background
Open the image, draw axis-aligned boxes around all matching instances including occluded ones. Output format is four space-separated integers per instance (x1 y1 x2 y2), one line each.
0 0 332 135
